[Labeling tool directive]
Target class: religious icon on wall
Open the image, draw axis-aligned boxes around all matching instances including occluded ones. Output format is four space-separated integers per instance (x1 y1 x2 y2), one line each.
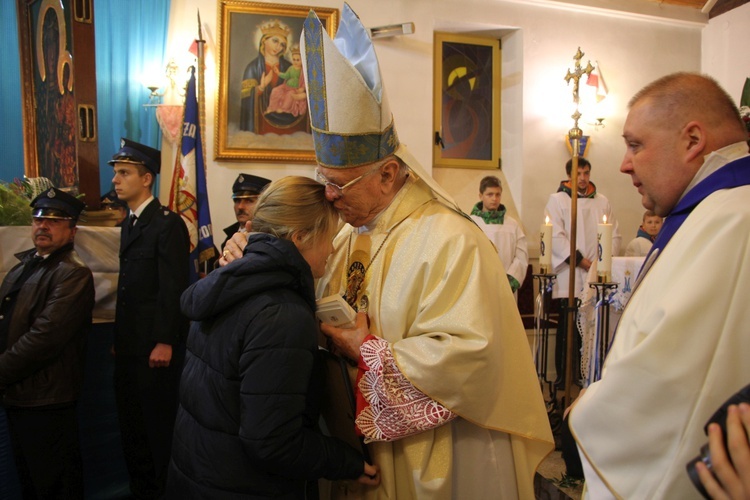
215 1 338 163
32 2 77 189
433 32 502 170
17 0 101 206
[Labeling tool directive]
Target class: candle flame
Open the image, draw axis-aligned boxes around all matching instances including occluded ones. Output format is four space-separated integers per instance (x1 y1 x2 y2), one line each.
602 214 608 224
545 215 550 224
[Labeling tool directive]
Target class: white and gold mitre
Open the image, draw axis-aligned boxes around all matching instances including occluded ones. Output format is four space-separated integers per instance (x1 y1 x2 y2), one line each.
301 3 398 169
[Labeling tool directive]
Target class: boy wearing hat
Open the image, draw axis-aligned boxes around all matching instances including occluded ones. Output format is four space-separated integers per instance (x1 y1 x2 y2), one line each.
222 173 270 251
0 187 94 498
109 138 189 499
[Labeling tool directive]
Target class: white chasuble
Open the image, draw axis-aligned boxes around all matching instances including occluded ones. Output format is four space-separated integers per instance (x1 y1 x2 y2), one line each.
570 185 750 499
317 175 553 499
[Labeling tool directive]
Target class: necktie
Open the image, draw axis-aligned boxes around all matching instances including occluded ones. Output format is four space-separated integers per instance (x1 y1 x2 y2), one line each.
24 255 43 272
129 214 137 228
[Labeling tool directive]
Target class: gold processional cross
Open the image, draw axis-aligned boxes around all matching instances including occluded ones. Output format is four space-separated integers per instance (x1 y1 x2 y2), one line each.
564 47 594 136
561 47 593 407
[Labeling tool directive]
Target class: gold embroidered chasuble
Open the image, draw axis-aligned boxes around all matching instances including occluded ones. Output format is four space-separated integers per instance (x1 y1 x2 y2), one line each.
316 174 553 499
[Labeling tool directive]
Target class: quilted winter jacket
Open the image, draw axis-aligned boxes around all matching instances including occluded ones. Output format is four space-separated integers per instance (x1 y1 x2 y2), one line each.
167 233 363 499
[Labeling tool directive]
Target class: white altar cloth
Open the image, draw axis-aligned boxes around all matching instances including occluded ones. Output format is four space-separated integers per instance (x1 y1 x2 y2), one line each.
0 225 120 321
578 256 645 385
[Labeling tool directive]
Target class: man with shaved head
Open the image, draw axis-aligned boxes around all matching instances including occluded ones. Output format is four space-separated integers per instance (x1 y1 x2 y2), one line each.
570 73 750 498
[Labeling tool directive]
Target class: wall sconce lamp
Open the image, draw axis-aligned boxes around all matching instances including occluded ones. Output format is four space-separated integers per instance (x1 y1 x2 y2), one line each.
369 22 415 39
144 59 185 107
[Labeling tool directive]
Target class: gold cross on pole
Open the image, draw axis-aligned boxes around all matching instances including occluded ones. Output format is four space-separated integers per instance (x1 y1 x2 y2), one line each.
565 47 594 109
562 47 593 410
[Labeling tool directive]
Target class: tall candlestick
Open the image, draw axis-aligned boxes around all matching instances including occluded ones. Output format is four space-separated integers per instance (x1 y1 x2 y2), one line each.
597 214 613 281
540 216 552 274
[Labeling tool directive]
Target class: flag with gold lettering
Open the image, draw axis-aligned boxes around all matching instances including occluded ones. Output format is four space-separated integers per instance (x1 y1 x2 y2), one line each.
169 66 217 282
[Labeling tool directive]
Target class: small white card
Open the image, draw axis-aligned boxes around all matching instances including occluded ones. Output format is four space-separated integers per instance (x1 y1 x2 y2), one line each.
316 295 356 328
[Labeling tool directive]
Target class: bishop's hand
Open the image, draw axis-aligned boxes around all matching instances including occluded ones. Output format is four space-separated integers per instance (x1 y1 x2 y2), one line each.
320 312 370 361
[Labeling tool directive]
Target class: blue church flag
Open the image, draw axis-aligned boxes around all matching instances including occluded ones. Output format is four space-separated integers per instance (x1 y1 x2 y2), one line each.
169 66 217 282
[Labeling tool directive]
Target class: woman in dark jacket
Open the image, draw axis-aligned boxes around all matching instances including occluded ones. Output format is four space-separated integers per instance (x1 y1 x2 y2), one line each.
167 177 378 498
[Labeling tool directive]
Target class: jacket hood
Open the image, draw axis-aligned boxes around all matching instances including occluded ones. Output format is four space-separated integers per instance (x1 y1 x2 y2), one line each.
636 226 655 242
180 233 315 321
557 179 597 199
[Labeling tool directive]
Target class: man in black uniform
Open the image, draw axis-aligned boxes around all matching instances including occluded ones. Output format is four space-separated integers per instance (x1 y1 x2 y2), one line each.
0 188 94 498
221 173 270 251
109 138 189 499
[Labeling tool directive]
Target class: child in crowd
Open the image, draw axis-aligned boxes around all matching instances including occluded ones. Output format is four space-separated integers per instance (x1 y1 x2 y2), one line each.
624 210 663 256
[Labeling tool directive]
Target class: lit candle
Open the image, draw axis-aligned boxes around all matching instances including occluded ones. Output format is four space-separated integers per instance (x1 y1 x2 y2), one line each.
540 216 552 274
597 214 613 281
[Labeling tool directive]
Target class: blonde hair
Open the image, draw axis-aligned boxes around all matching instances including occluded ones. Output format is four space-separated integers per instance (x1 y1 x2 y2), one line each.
251 176 340 248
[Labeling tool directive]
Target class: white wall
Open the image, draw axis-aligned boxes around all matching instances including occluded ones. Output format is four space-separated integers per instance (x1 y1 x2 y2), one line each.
163 0 704 254
702 2 750 103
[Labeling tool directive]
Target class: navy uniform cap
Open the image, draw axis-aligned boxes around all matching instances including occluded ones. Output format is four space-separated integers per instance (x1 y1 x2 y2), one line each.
232 173 271 199
30 187 86 221
108 138 161 175
101 189 128 210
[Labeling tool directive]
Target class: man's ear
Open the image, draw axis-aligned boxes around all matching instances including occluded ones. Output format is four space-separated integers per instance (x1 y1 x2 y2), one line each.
682 121 706 163
142 171 154 189
378 159 401 192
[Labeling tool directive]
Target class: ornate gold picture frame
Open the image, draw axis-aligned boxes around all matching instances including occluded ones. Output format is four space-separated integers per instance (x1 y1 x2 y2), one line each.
215 0 338 163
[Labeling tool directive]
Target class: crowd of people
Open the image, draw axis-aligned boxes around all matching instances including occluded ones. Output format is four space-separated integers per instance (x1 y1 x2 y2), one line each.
1 3 749 500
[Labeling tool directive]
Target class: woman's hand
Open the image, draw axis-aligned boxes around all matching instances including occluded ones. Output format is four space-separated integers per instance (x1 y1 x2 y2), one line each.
357 462 380 486
696 403 750 499
219 222 251 266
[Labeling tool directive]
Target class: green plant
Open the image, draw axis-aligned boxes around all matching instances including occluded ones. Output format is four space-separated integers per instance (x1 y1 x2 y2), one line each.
0 181 32 226
553 473 584 489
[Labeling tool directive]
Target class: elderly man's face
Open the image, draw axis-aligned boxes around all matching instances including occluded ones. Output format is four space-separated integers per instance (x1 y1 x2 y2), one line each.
318 163 384 227
234 196 258 225
620 99 691 217
32 217 76 255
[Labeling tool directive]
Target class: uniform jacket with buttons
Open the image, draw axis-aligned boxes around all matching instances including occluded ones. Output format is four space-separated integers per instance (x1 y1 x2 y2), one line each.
0 243 94 406
115 198 189 356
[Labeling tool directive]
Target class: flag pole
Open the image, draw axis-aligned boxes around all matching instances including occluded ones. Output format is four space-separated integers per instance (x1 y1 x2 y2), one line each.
196 10 208 174
195 9 212 276
563 48 593 408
